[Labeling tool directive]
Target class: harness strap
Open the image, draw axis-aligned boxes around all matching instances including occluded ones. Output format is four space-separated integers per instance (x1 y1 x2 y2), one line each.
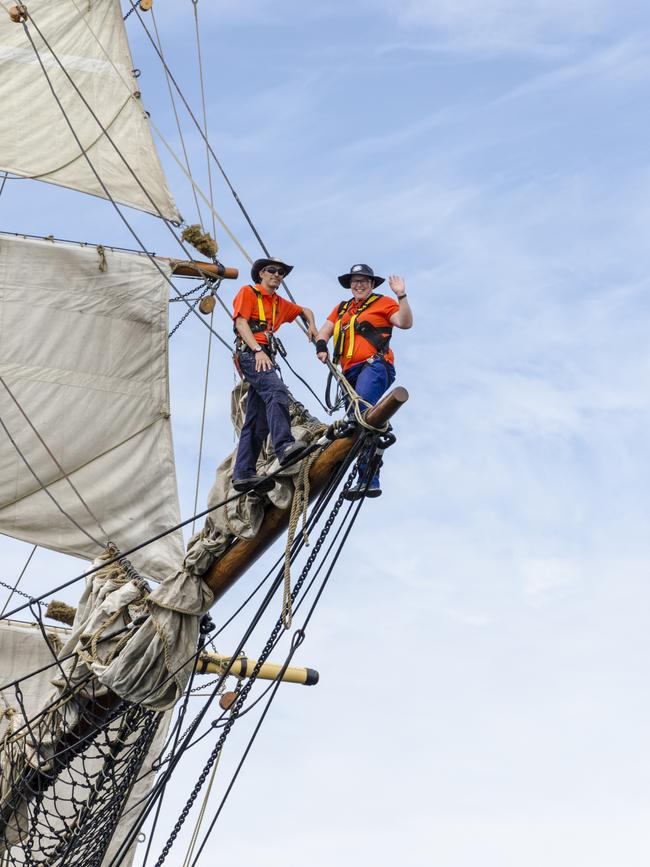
333 294 389 362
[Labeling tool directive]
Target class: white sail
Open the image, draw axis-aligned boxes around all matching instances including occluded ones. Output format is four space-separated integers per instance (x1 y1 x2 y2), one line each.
0 0 180 221
0 233 184 579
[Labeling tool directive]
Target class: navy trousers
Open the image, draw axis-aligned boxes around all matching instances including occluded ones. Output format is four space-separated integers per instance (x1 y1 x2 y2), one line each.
233 351 295 479
344 358 396 487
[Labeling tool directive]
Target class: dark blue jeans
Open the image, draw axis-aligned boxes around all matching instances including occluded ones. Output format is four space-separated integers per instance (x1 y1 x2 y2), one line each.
233 351 295 479
344 358 396 487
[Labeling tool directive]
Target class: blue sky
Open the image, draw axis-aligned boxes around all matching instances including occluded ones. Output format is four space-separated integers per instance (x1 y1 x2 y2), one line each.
2 1 650 865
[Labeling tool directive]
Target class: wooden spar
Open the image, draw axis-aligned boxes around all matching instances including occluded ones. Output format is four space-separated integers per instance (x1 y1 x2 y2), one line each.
203 385 409 605
168 259 239 280
197 653 319 685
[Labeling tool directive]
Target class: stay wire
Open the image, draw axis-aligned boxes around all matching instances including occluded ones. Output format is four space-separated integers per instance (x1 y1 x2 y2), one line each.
191 310 214 535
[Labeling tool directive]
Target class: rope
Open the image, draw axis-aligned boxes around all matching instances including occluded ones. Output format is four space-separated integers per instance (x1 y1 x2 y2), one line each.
149 5 204 227
191 0 217 242
0 374 109 541
21 12 234 354
180 750 222 867
0 172 8 198
191 310 214 535
0 545 37 617
0 410 103 548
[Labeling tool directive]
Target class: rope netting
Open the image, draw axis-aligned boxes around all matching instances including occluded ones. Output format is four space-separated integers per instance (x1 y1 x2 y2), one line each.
0 679 161 867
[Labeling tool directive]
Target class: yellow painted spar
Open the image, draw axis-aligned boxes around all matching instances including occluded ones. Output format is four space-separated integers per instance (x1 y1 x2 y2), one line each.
197 653 319 686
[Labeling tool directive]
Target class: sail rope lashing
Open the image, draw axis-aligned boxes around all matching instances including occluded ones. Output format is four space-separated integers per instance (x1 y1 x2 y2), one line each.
0 545 37 617
19 13 235 354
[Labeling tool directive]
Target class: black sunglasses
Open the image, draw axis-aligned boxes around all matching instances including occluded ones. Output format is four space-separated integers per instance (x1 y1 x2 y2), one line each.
263 267 286 277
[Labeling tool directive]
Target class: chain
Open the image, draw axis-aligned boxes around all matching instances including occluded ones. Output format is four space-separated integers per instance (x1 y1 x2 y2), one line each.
153 465 358 867
169 280 209 302
168 284 211 339
0 578 44 606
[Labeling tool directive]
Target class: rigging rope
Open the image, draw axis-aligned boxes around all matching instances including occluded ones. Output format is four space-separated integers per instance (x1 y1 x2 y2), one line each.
191 0 217 242
0 545 37 617
149 5 204 228
191 309 215 535
21 12 234 354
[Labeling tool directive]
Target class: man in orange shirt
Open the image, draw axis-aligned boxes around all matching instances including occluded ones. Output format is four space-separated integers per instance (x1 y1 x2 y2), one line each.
315 264 413 500
232 257 318 492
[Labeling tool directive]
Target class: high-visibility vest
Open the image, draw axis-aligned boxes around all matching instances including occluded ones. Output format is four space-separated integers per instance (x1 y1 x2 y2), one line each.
332 293 393 363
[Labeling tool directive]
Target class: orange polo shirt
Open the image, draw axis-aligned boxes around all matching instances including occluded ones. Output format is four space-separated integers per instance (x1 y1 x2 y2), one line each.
232 284 303 346
327 294 399 371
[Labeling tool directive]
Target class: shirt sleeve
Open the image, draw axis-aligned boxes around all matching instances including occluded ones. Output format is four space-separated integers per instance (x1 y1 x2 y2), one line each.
232 285 255 321
279 297 304 324
326 303 341 324
381 297 399 319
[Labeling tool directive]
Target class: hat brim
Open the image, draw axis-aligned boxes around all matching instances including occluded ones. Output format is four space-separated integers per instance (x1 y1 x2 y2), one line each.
338 273 385 289
251 258 293 284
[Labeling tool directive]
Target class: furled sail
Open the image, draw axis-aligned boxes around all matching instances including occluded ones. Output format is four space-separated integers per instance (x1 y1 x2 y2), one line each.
0 233 184 579
0 0 180 221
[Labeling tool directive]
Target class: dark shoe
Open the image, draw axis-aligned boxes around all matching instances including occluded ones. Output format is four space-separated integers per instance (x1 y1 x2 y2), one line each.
278 441 309 467
342 482 382 501
232 475 275 493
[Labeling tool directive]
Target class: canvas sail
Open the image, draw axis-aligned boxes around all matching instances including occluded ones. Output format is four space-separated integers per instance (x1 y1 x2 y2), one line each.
0 0 180 221
0 233 184 580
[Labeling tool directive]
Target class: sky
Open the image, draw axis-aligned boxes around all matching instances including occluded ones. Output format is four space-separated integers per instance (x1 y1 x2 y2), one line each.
2 1 650 865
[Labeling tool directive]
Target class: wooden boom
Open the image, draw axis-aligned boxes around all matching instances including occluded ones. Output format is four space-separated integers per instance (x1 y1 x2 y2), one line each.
168 259 239 280
203 386 409 605
197 653 319 685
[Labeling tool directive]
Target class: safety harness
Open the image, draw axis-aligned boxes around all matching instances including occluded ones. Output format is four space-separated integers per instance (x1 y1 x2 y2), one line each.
234 285 278 348
332 293 393 364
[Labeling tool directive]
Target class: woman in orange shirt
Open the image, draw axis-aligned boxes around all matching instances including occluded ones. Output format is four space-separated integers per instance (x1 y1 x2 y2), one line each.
315 264 413 500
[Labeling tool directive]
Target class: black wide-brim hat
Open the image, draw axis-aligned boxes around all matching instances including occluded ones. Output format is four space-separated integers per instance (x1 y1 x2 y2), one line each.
338 263 385 289
251 257 293 284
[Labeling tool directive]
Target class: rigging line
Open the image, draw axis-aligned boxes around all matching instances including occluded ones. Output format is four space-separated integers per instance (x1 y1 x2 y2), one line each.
0 451 295 621
21 15 234 355
187 487 368 866
191 0 217 242
191 310 214 536
0 172 8 198
126 1 272 257
149 5 204 228
62 0 249 266
0 545 37 617
0 374 109 540
109 459 360 867
149 120 252 264
0 411 103 549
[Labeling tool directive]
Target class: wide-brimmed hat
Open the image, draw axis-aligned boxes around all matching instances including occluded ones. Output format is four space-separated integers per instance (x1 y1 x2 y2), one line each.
251 257 293 284
338 263 385 289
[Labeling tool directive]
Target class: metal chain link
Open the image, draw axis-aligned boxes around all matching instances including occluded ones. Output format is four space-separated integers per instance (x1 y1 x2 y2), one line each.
0 578 44 606
152 465 358 867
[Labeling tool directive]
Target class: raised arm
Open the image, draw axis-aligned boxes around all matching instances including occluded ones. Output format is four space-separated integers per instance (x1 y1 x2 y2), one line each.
299 306 319 341
387 275 413 329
